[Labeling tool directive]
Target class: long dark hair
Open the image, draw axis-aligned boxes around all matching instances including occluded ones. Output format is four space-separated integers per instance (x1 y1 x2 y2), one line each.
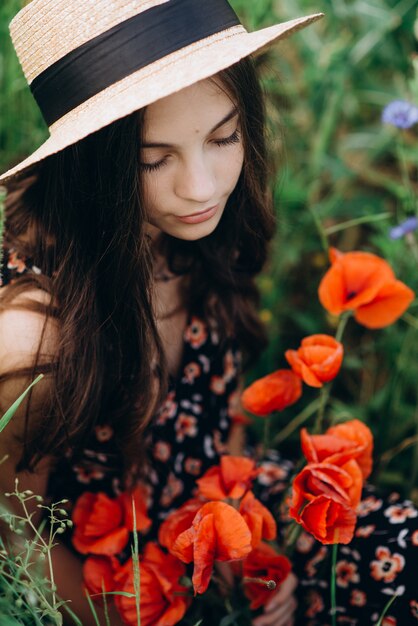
2 56 275 472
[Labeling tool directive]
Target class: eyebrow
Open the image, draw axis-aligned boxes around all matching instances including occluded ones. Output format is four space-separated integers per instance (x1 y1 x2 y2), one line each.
141 107 239 149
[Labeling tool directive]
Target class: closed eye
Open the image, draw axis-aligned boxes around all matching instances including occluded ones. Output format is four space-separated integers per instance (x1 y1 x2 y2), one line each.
141 128 241 172
213 129 241 147
140 157 169 173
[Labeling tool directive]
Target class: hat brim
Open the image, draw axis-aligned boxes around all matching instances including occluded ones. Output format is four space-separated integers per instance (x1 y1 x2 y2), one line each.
0 13 323 184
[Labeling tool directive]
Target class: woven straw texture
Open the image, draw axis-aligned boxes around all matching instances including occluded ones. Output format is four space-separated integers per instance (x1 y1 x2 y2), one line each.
0 3 324 184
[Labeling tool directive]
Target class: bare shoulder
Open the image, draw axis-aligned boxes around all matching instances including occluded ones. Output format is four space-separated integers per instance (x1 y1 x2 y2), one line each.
0 287 58 377
0 288 57 502
0 286 58 428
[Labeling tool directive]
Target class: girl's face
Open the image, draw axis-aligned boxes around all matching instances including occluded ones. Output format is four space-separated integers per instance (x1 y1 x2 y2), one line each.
141 78 244 241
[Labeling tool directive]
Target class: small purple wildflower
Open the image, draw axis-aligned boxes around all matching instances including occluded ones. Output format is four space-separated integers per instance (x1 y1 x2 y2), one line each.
382 100 418 129
389 217 418 240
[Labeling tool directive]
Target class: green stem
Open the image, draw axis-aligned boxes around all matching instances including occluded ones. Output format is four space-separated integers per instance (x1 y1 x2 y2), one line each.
376 592 399 626
335 311 352 343
262 416 271 458
19 494 59 618
409 391 418 496
330 543 338 626
307 197 330 255
315 384 332 434
314 312 352 433
402 312 418 331
131 497 141 626
272 398 321 445
397 135 415 213
405 233 418 265
324 212 391 236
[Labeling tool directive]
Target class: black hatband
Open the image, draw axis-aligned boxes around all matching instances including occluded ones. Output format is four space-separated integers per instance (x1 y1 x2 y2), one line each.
30 0 241 127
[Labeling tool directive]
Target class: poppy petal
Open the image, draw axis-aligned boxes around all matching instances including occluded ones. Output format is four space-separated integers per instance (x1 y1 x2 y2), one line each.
158 498 203 549
73 526 130 555
355 280 415 328
327 419 373 479
241 370 302 416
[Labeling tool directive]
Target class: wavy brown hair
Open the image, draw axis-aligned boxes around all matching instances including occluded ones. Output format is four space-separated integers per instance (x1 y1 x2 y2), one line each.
1 57 275 472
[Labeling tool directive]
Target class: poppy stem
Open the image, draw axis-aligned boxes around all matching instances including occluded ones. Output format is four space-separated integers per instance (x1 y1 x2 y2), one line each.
262 417 271 459
335 311 352 343
272 398 321 445
405 232 418 265
315 312 352 433
242 577 276 590
330 542 338 626
315 384 331 433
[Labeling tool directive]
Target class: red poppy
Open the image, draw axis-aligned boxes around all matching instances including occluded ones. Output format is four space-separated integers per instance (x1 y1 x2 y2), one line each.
196 456 259 501
242 542 292 610
72 488 151 556
301 429 363 467
241 370 302 416
318 248 415 329
171 501 252 594
292 494 357 544
114 543 190 626
158 498 203 550
289 463 360 543
83 555 119 601
120 484 152 532
72 492 130 555
285 334 343 388
327 419 373 480
238 491 277 548
290 461 362 512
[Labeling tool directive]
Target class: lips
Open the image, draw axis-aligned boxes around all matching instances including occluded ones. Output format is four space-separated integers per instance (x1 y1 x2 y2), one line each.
177 204 219 225
183 205 217 218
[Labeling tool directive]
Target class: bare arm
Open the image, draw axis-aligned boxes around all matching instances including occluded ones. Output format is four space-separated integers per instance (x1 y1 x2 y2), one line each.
0 292 125 626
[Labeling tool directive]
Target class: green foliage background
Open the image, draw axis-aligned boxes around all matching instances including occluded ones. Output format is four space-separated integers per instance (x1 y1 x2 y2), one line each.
1 0 417 498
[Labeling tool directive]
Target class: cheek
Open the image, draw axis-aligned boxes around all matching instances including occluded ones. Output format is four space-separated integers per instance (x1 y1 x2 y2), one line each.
218 145 245 191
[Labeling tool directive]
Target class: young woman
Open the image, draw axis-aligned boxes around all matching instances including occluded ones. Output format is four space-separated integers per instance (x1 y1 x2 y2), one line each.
0 1 324 624
1 2 416 626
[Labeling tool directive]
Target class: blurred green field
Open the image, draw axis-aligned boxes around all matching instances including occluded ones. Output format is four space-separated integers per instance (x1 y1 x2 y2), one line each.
1 0 417 498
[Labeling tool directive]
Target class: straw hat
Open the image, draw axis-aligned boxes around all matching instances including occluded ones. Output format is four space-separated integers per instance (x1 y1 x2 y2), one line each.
0 0 323 184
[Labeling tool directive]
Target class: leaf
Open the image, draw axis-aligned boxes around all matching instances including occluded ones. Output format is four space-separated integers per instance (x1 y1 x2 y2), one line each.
62 603 84 626
85 591 101 626
0 374 44 434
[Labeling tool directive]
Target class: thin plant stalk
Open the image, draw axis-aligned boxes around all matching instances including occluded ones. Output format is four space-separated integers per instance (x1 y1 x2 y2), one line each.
330 543 338 626
85 592 102 626
131 496 141 626
405 232 418 265
102 581 111 626
315 312 352 433
18 491 61 622
324 212 391 236
262 417 271 458
376 592 399 626
396 136 415 213
272 398 321 445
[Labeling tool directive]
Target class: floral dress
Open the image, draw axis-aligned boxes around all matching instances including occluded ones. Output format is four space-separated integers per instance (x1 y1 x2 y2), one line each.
0 246 242 541
2 247 418 625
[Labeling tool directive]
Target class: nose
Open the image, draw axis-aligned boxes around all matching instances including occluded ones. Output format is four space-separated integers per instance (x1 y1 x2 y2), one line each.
174 154 216 205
